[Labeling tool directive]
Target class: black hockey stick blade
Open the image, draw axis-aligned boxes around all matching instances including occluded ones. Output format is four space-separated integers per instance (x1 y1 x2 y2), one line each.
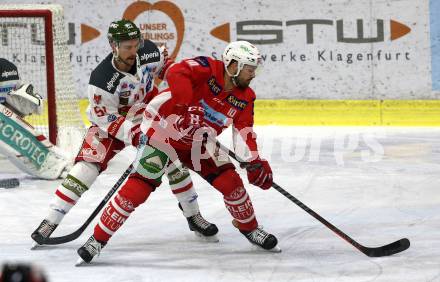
361 238 410 257
0 178 20 188
272 182 411 257
33 165 133 245
33 204 103 245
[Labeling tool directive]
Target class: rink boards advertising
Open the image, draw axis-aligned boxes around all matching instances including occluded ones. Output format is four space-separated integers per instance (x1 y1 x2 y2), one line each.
2 0 440 125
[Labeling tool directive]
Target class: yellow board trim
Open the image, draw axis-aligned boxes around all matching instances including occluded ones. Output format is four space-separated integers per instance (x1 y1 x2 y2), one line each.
27 99 440 127
79 99 90 127
253 100 440 126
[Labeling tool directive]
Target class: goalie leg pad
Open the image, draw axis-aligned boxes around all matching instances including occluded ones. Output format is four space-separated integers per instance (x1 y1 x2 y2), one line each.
211 169 258 232
0 103 71 180
166 164 199 217
46 161 99 224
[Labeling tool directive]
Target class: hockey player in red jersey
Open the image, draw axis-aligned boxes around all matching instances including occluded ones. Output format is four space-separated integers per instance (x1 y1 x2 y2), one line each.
76 41 279 264
31 19 218 248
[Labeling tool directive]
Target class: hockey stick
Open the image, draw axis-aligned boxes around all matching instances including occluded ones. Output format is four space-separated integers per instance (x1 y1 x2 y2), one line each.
33 165 133 245
211 139 410 257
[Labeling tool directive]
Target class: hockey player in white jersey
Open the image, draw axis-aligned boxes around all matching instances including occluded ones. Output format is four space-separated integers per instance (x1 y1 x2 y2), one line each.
0 58 71 180
31 19 218 247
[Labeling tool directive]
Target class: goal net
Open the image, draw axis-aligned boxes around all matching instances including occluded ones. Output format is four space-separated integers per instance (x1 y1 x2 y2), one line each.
0 4 85 156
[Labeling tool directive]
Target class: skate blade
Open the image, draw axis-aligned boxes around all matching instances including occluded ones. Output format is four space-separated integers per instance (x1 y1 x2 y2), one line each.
75 257 87 267
30 241 41 250
266 245 282 253
251 244 282 253
193 231 219 243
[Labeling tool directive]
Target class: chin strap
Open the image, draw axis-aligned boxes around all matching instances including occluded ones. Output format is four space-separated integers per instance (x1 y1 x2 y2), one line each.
231 76 239 87
225 63 241 87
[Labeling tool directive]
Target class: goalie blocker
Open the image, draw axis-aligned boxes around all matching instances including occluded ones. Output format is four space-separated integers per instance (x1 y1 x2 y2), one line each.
0 99 71 180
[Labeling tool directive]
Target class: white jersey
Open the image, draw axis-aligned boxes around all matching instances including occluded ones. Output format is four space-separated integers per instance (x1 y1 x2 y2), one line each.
0 58 20 103
86 40 165 144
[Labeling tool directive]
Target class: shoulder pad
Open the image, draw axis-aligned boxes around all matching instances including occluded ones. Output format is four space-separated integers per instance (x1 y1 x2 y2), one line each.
138 40 161 65
89 53 124 94
0 58 19 83
243 87 256 101
193 56 210 67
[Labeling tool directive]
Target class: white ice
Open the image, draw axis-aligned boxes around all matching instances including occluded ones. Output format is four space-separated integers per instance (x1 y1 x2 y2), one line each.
1 126 439 282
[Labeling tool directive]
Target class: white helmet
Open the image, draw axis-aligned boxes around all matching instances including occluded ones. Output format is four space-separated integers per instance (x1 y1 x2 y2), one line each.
222 41 261 77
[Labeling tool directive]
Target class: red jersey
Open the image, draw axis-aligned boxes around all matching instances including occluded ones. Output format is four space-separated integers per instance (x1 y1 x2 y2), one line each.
141 56 259 159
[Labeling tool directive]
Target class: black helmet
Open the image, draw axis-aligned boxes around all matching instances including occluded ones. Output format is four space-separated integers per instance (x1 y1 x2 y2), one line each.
107 19 141 43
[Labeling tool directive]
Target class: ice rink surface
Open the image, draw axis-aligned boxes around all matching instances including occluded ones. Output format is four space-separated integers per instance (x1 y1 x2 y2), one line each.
1 126 439 282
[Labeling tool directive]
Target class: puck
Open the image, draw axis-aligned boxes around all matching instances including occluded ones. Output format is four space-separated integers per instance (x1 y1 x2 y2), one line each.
0 178 20 188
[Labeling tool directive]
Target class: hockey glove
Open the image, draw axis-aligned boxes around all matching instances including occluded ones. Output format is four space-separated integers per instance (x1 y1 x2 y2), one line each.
130 124 147 148
6 84 43 116
241 158 273 190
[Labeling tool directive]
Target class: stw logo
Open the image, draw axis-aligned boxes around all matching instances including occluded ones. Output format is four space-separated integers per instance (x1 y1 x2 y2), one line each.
210 19 411 44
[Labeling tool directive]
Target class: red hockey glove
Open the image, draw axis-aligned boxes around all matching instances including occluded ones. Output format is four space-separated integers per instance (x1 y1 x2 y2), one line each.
174 105 206 145
241 158 273 190
130 124 147 147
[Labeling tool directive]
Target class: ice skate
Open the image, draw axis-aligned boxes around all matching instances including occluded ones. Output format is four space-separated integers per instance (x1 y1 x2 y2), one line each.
76 235 106 265
179 203 219 242
30 219 58 249
233 220 281 252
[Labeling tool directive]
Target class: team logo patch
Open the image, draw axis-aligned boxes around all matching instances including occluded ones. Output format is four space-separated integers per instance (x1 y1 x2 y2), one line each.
107 114 117 122
93 94 102 104
63 175 88 195
106 72 120 91
116 194 135 212
229 186 246 200
108 116 125 136
226 95 248 110
194 56 210 67
207 76 222 96
200 99 228 126
140 51 160 62
1 69 18 79
121 82 128 89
